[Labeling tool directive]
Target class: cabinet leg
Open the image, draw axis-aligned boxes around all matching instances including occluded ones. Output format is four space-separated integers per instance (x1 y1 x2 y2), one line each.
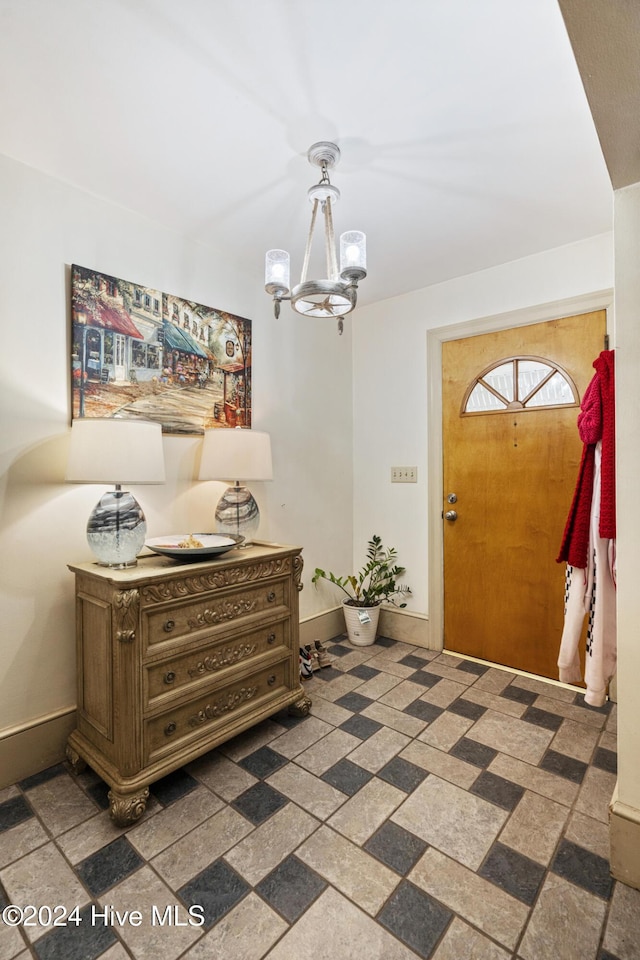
65 743 87 776
108 788 149 827
289 693 312 717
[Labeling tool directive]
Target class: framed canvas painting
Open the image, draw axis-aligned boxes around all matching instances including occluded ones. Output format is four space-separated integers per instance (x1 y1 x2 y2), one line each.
71 264 252 435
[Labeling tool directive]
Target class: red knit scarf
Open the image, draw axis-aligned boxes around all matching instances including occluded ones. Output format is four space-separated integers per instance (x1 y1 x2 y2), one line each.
556 350 615 567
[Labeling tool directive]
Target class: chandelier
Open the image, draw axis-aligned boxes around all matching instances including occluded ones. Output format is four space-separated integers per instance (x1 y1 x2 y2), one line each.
265 141 366 333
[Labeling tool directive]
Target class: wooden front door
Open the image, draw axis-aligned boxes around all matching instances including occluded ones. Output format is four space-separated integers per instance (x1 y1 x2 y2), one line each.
442 311 606 679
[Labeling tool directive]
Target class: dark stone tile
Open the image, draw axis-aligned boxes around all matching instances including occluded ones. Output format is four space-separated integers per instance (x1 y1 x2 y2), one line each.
255 854 327 922
34 902 116 960
399 654 431 670
179 858 250 929
335 691 374 713
150 768 199 806
321 759 373 796
404 700 443 723
450 737 497 768
76 837 144 896
377 757 428 793
479 842 545 905
339 714 383 740
593 747 617 774
86 780 111 810
470 770 525 811
551 839 614 900
522 706 564 731
456 660 489 676
231 781 288 824
19 763 66 791
365 821 428 875
326 643 352 658
314 666 344 682
0 882 8 908
378 881 453 958
408 670 442 689
540 749 587 784
348 664 381 680
270 708 308 729
374 636 397 648
573 693 612 713
239 746 288 779
0 794 33 832
447 698 486 721
501 685 537 706
599 951 622 960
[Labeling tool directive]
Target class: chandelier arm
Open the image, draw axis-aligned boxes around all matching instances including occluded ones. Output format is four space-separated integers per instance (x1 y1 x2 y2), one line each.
300 199 319 284
324 197 338 281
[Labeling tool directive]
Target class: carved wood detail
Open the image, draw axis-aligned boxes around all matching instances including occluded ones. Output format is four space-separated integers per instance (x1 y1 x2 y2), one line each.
114 589 139 642
187 686 258 728
292 553 304 592
289 693 312 716
187 598 257 629
108 788 149 826
187 642 257 678
141 558 292 604
65 744 87 775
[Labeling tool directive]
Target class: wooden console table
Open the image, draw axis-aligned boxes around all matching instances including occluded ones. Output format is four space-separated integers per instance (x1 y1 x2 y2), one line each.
66 541 310 825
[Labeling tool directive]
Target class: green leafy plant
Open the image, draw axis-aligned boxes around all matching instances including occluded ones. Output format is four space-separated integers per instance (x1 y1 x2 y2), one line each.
312 534 411 608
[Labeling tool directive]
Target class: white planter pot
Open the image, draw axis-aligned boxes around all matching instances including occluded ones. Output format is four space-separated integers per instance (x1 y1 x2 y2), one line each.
342 600 381 646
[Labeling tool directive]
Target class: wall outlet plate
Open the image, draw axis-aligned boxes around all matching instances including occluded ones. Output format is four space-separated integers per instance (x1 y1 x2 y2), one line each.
391 466 417 483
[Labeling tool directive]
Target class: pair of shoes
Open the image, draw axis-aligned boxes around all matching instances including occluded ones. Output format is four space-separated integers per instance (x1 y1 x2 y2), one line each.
303 644 321 672
299 647 314 680
313 640 334 668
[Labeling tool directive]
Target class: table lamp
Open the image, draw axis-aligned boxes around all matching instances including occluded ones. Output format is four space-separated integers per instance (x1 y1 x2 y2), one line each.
198 428 272 546
67 418 165 567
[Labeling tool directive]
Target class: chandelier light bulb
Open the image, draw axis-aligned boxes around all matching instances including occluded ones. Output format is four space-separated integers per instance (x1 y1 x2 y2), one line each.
265 249 290 296
339 230 367 281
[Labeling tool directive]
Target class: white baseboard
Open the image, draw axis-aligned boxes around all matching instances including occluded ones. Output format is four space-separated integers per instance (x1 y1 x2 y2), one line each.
0 708 76 789
300 607 346 646
378 607 432 648
302 605 433 649
610 787 640 890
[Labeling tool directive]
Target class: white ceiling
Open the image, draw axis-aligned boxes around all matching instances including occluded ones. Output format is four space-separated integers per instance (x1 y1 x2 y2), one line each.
0 0 613 307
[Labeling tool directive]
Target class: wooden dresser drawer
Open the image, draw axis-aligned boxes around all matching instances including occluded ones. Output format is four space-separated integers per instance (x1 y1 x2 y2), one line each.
144 620 288 707
144 658 290 763
144 579 287 647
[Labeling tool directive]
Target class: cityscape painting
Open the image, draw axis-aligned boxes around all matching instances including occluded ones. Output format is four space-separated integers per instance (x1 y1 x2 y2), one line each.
71 264 252 435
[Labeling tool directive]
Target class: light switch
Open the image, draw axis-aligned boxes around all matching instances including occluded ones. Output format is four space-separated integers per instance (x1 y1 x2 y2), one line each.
391 466 417 483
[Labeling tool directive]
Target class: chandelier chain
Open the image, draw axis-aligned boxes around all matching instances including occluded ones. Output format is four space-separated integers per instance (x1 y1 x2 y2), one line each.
324 197 337 280
300 199 318 284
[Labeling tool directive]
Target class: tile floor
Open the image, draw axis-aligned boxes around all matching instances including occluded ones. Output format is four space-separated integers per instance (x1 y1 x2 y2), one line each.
1 637 639 960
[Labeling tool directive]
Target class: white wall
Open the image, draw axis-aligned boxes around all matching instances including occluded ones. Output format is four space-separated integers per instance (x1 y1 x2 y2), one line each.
613 180 640 812
351 233 614 619
0 154 354 735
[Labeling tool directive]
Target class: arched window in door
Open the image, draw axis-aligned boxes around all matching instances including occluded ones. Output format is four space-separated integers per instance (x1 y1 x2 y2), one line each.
461 355 579 415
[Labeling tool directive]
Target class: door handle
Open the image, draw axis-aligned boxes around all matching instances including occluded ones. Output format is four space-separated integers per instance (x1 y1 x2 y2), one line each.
444 510 458 522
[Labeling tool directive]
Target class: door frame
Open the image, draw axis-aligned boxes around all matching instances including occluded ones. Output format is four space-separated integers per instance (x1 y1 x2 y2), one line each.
426 289 613 654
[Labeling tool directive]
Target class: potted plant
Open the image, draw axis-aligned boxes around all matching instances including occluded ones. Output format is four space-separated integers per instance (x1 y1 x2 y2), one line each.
312 534 411 646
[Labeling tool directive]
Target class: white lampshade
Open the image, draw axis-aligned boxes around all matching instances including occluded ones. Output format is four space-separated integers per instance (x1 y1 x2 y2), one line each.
67 418 166 484
198 428 272 546
67 418 166 568
198 428 273 482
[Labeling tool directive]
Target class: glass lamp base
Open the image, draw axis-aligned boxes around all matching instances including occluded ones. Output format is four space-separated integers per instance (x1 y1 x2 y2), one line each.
215 484 260 546
86 490 147 568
